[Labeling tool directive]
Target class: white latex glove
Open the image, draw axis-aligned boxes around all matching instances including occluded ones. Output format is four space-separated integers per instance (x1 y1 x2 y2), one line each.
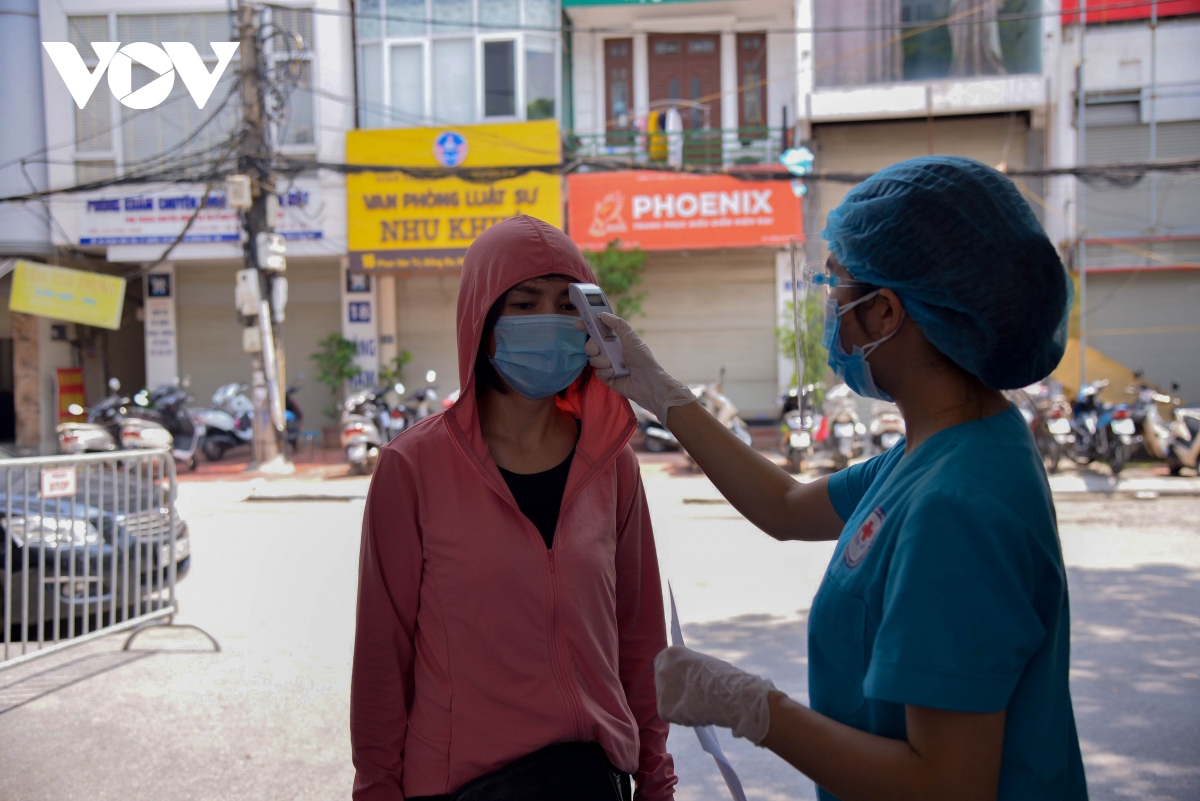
576 313 697 425
654 645 778 745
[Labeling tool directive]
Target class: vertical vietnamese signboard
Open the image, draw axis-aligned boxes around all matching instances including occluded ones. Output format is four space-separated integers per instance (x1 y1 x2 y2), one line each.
144 266 178 389
342 265 379 393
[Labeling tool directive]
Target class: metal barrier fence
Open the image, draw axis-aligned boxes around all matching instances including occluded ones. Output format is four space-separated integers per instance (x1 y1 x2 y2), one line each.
2 450 217 670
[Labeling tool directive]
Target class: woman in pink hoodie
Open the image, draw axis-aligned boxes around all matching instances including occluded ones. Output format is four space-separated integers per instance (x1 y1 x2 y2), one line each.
350 216 677 801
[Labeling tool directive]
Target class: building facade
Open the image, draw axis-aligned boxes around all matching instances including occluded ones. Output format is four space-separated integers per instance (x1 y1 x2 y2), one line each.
346 0 568 405
1056 2 1200 402
15 0 1197 456
36 0 354 444
565 0 800 418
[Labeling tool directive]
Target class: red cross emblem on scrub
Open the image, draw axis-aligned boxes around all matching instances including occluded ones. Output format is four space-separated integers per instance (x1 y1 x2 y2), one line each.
844 506 887 568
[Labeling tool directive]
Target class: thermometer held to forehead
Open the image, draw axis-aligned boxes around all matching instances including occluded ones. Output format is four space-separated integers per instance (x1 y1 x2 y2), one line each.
569 283 631 378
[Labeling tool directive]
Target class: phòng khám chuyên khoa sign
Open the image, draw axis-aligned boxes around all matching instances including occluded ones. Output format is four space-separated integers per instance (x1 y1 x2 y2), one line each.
346 121 561 273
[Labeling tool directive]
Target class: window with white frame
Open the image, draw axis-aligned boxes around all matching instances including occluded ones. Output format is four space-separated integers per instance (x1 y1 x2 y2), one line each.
265 6 316 150
355 0 560 128
67 12 239 183
67 10 316 184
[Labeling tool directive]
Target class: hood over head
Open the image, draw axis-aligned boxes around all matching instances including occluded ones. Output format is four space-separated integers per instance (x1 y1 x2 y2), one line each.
447 215 636 485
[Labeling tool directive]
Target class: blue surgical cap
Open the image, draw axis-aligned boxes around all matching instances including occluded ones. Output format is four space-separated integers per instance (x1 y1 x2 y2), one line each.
821 156 1071 390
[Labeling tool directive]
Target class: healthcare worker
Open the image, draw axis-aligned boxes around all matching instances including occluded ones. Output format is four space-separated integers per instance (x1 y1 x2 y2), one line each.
579 157 1087 800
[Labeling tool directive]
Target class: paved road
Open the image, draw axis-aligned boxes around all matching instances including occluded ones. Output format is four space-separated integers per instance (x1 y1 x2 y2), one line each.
0 463 1197 800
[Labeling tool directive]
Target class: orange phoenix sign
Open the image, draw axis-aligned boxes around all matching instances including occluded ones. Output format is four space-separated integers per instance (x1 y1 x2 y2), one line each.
567 171 801 251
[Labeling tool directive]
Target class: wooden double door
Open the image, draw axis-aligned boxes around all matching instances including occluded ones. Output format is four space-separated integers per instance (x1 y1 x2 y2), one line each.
647 33 722 131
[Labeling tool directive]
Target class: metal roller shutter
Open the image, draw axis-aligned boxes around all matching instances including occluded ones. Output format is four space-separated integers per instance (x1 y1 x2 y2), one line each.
1084 119 1200 235
394 273 462 396
278 261 342 429
175 260 340 430
174 262 248 408
638 249 778 418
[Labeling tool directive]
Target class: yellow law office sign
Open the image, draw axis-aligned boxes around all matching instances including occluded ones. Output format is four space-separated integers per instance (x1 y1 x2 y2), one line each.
9 260 126 330
346 121 562 272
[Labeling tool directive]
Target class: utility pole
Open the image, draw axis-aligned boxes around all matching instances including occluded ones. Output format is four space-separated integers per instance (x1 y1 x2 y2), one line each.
1076 0 1088 393
237 0 291 472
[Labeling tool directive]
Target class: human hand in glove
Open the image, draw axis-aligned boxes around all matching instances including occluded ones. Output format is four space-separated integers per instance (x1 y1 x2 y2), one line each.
654 645 779 745
575 313 697 426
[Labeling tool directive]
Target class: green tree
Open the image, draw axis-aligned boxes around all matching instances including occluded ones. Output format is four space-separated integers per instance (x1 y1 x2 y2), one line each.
582 239 647 319
310 333 362 422
777 294 829 408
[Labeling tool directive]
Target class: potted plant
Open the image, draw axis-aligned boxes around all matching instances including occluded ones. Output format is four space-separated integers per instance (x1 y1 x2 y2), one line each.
310 333 362 448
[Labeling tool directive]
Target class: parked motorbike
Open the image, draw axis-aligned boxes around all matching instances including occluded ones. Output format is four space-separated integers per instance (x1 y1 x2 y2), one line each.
1069 379 1135 476
130 377 205 470
1008 385 1071 474
1126 373 1179 464
1166 403 1200 476
194 382 254 461
58 377 174 456
867 400 905 455
633 401 680 452
822 384 866 471
778 384 820 474
341 383 408 475
285 382 304 452
685 369 753 471
1129 372 1200 477
405 370 440 425
1039 391 1075 475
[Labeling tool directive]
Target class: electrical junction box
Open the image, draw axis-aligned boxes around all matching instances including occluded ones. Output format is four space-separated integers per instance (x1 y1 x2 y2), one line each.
226 174 252 209
256 232 287 271
242 325 262 354
235 269 262 317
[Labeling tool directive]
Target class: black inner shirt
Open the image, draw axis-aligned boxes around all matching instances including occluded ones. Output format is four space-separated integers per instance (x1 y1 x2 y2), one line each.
498 447 576 549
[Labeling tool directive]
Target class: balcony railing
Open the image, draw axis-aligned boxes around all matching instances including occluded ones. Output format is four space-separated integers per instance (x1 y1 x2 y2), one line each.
566 127 787 169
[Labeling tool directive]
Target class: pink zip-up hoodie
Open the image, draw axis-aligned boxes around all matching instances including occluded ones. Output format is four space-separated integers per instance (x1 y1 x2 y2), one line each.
350 215 677 800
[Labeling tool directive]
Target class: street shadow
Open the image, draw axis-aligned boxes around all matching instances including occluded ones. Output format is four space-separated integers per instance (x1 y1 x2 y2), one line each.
1066 563 1200 800
0 628 221 717
672 612 817 801
0 650 154 716
667 563 1200 801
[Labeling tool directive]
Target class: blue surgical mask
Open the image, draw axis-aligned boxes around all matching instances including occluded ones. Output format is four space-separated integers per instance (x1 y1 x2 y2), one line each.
822 291 903 401
489 314 589 399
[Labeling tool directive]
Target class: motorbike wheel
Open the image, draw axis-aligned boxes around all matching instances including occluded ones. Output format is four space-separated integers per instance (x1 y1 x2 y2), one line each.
1166 452 1183 476
787 452 805 475
643 434 668 453
1107 441 1128 477
202 438 226 462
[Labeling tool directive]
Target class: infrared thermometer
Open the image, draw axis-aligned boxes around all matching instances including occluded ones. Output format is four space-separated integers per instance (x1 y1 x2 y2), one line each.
569 283 630 378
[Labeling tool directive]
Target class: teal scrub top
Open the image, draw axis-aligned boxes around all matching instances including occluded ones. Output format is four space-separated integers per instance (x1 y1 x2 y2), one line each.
811 405 1087 800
